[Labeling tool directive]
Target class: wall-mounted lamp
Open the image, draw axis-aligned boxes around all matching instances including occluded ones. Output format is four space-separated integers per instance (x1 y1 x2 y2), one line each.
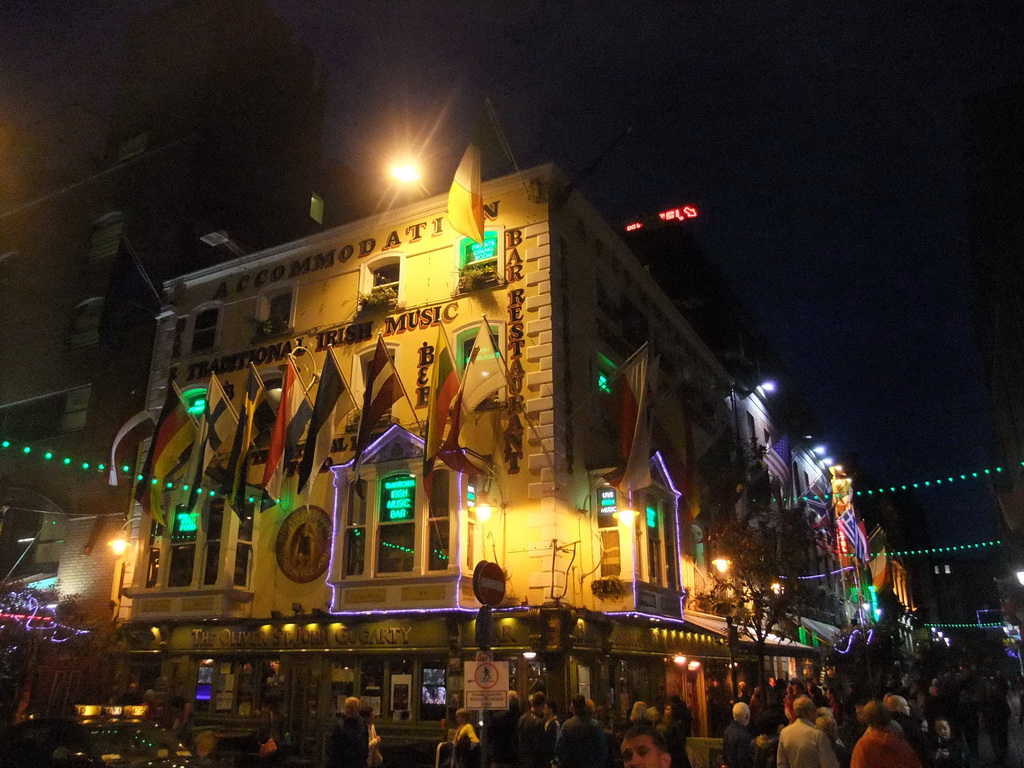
712 557 731 574
108 537 129 556
523 651 537 660
614 507 637 525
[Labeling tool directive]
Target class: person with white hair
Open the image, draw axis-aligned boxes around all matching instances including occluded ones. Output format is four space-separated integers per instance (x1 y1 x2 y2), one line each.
884 693 929 766
777 696 839 768
723 701 753 768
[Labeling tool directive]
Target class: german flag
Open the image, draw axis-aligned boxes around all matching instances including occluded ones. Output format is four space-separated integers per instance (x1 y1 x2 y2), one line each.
135 381 196 527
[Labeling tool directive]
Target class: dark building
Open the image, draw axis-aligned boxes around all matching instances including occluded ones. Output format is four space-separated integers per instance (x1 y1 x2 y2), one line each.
0 0 367 713
967 78 1024 638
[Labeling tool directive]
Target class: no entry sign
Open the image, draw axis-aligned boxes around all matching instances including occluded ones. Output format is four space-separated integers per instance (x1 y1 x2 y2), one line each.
473 560 506 607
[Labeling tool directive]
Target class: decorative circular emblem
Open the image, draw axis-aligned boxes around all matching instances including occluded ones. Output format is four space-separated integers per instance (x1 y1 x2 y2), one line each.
275 506 332 583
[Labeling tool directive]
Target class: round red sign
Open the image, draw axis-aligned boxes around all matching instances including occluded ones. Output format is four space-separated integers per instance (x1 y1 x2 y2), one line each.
473 561 506 607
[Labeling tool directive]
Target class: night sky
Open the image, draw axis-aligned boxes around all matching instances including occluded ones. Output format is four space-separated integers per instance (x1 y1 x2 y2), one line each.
2 1 1022 545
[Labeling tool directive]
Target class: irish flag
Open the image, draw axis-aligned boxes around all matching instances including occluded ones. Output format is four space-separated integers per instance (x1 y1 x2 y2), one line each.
447 141 484 244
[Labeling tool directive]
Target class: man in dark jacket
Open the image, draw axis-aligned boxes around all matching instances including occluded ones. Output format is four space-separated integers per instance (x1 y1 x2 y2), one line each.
555 695 608 768
518 691 546 768
329 696 369 768
723 702 753 768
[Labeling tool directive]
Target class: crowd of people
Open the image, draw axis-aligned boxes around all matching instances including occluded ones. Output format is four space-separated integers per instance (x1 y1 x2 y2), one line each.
717 669 1018 768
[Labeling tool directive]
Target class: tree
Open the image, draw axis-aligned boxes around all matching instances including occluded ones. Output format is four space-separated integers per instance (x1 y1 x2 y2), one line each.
693 503 818 685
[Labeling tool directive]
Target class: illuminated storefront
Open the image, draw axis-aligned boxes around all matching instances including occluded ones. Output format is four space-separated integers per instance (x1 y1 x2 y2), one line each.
119 165 814 756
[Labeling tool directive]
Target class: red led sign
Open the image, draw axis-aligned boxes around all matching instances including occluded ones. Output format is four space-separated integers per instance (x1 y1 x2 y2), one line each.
658 205 698 221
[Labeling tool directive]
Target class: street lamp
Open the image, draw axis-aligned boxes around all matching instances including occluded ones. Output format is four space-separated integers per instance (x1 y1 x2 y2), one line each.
391 164 420 184
712 557 731 574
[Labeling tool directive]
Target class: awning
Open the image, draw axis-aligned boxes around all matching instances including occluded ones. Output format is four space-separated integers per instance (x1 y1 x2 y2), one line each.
684 611 813 652
799 617 842 644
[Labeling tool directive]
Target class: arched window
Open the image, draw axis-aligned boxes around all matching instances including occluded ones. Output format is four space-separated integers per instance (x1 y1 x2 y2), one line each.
67 297 104 349
191 304 222 353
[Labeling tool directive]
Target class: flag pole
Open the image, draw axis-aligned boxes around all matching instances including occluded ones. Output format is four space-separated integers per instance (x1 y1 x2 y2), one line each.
378 334 423 432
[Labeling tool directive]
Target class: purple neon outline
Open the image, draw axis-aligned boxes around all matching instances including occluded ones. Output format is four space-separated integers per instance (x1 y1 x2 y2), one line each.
652 451 686 604
324 426 474 615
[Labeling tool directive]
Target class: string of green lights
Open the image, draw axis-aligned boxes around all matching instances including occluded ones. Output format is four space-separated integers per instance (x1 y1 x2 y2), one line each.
883 540 1001 557
925 623 1003 629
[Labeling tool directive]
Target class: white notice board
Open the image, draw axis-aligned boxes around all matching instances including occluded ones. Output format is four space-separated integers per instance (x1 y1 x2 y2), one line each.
463 660 509 710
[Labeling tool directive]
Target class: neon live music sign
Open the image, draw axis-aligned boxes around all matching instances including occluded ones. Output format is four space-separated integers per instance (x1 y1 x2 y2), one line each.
624 205 699 232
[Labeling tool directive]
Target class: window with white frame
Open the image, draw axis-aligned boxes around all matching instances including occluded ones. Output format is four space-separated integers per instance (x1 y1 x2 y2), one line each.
339 468 452 578
191 305 221 352
640 490 679 590
259 288 294 334
361 254 403 307
67 297 104 349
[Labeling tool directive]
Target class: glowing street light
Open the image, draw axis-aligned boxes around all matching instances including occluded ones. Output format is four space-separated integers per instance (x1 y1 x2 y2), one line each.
712 557 731 574
108 537 128 556
391 164 420 184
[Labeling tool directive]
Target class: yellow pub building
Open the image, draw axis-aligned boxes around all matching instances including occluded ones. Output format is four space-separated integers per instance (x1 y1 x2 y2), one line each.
118 165 811 758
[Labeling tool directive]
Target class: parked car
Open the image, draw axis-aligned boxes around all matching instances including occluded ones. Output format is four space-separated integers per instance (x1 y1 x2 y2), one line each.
0 716 196 768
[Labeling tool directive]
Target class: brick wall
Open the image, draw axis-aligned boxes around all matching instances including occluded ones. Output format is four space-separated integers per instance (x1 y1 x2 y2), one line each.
57 516 121 623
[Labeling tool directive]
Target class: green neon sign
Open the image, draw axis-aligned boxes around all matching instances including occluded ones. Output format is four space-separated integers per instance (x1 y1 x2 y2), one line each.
459 230 499 268
646 506 657 528
381 475 416 522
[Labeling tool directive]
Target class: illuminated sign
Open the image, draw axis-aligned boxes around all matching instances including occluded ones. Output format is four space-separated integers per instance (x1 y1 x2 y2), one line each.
658 206 698 222
172 509 199 542
459 230 499 268
381 475 416 522
599 488 617 515
625 222 644 232
646 506 657 529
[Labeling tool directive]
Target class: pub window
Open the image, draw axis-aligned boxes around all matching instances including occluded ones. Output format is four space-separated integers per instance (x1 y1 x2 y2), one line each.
456 324 501 371
427 471 451 571
377 473 416 574
361 658 384 714
168 506 198 587
259 289 293 334
645 496 663 584
456 230 500 271
361 254 403 307
191 306 221 352
420 661 447 721
67 297 104 349
145 519 163 588
344 480 367 577
86 214 123 265
202 499 226 586
59 385 92 434
234 505 254 588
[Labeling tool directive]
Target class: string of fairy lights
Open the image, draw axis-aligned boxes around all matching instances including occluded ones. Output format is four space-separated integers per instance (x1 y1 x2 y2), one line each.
0 436 1013 557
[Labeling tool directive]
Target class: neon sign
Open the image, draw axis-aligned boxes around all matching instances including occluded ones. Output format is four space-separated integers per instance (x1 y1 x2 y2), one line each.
381 475 416 522
658 206 698 222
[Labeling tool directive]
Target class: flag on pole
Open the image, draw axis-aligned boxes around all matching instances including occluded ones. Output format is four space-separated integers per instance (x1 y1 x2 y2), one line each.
766 436 791 483
461 323 505 412
856 519 871 562
804 473 830 518
262 357 313 506
135 381 196 527
433 324 500 477
447 140 484 244
870 548 890 591
423 327 461 494
353 337 404 479
612 345 657 497
186 374 237 511
220 365 264 517
297 347 354 497
108 409 155 485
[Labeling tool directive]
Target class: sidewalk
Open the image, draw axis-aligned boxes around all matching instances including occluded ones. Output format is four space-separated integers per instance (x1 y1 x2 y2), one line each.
972 692 1024 768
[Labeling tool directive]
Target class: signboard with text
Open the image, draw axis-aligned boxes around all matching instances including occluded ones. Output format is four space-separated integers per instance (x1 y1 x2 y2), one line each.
463 660 509 710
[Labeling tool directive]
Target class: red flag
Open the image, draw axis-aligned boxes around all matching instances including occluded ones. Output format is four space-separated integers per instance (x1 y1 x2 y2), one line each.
611 345 656 497
261 357 311 505
353 337 404 474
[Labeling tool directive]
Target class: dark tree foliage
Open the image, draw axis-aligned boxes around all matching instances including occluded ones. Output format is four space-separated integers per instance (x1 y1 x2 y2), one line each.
693 503 818 684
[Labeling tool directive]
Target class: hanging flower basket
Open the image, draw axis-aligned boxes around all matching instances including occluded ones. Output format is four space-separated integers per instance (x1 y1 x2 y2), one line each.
458 262 501 293
251 316 289 341
357 286 398 315
590 577 626 601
